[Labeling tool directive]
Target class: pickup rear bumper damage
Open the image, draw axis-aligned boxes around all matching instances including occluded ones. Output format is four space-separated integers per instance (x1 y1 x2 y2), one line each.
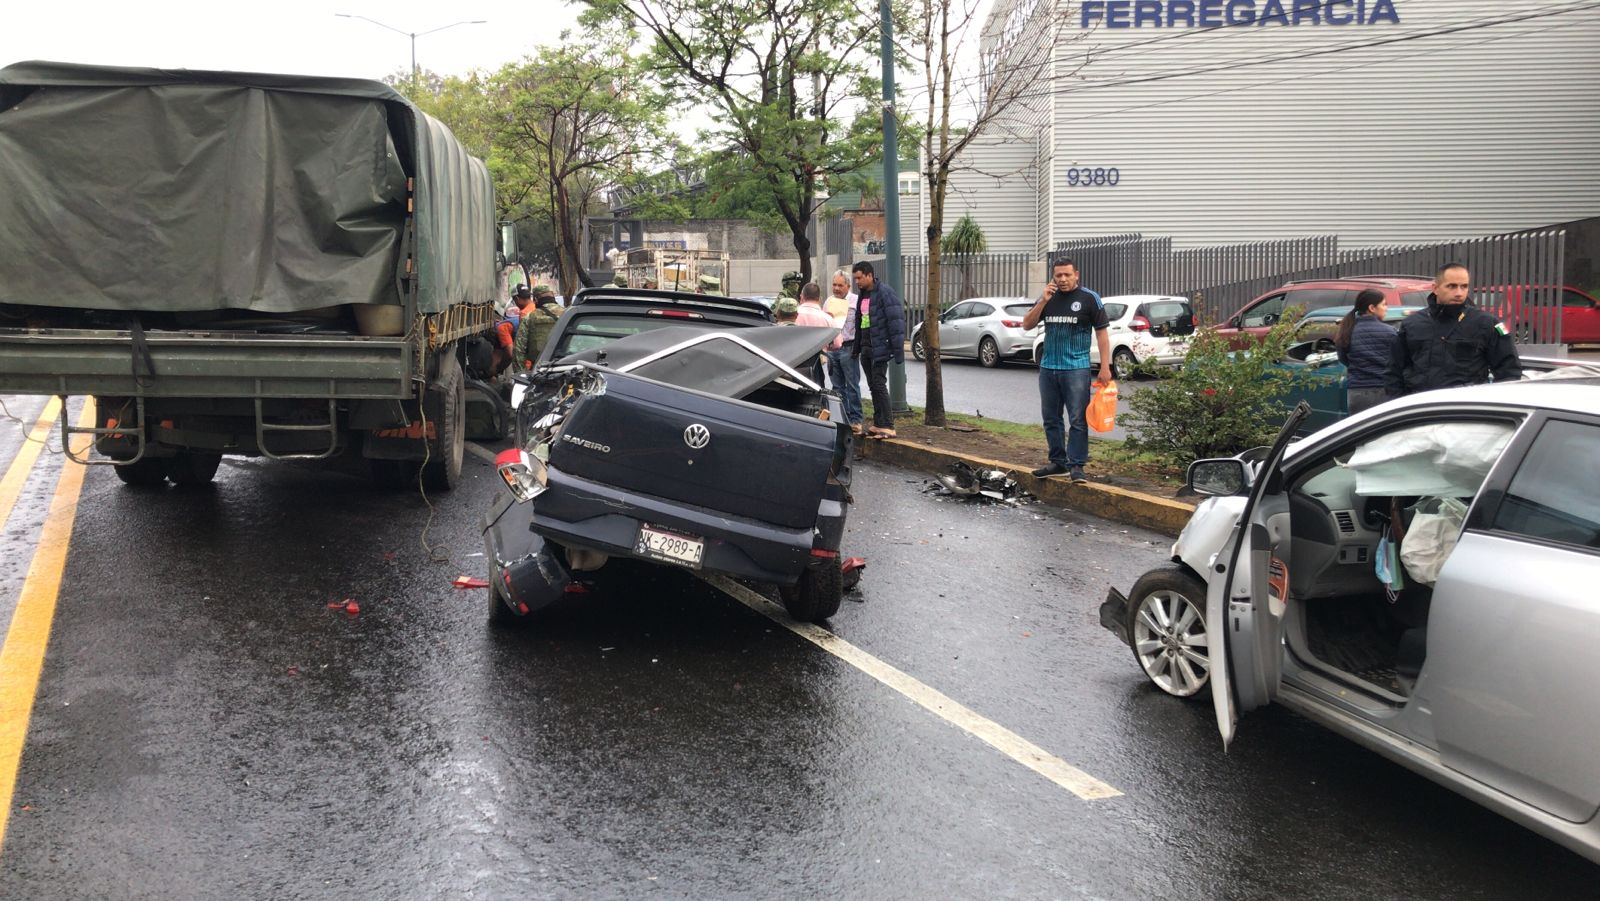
531 465 834 585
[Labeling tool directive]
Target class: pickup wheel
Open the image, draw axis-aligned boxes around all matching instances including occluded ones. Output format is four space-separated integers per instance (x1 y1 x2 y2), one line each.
422 352 466 492
488 579 522 627
114 457 168 487
779 560 844 623
166 451 221 486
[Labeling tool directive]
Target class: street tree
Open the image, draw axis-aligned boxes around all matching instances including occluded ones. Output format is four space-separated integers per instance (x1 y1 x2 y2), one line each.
583 0 885 284
489 35 670 297
908 0 1073 426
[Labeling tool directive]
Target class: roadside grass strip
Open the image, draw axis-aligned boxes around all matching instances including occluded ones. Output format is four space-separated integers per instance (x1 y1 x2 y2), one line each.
0 400 93 852
0 397 62 534
701 573 1122 802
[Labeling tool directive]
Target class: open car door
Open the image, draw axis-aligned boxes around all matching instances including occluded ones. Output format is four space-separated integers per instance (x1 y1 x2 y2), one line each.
1208 402 1311 749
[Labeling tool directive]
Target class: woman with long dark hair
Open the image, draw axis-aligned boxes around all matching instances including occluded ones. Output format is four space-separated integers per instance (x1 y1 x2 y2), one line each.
1335 288 1398 415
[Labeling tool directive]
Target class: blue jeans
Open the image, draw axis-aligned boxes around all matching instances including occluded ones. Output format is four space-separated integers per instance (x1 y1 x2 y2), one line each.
1040 367 1092 468
826 344 863 424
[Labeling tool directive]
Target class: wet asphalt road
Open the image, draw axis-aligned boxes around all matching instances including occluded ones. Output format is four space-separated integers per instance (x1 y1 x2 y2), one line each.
0 393 1597 898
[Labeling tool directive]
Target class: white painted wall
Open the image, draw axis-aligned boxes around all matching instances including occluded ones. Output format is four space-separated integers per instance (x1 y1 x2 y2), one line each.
960 0 1600 251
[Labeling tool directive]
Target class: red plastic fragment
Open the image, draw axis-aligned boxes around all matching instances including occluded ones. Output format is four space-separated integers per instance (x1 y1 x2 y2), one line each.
841 557 867 575
517 602 530 615
344 600 360 615
453 575 491 590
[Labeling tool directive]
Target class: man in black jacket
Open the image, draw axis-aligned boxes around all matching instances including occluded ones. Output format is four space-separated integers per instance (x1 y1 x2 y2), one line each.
1386 262 1520 397
851 261 906 438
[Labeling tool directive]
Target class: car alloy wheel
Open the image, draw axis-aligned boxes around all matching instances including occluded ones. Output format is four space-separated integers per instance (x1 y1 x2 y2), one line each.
912 332 927 361
978 336 999 368
1112 346 1137 379
1128 569 1210 698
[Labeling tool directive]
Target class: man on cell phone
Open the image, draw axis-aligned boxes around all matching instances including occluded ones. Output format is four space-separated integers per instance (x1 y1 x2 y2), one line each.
1022 257 1112 482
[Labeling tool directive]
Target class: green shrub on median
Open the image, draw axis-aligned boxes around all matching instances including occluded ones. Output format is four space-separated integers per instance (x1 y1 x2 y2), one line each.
1122 308 1305 469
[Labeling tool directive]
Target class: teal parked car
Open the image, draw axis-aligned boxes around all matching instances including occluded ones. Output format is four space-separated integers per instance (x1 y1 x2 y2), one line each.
1267 305 1421 433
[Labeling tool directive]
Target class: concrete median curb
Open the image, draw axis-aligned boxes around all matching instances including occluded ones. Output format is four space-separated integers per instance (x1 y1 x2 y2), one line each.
853 435 1196 536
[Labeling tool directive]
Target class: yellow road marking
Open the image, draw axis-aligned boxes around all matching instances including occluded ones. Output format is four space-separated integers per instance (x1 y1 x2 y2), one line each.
0 399 94 851
0 397 62 532
701 573 1123 801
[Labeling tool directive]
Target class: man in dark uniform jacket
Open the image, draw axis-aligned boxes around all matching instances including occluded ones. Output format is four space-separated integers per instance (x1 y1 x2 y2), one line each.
1386 262 1521 397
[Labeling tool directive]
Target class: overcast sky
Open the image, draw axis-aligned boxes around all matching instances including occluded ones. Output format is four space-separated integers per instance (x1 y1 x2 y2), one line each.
1 0 582 82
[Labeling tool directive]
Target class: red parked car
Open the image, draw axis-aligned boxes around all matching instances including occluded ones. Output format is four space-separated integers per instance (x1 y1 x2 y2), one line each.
1213 276 1436 349
1473 285 1600 345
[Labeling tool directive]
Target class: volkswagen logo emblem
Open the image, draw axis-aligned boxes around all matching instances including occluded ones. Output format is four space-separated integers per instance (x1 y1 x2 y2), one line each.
683 424 711 449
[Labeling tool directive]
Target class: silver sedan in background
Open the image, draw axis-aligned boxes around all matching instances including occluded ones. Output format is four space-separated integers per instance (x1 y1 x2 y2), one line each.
911 297 1040 368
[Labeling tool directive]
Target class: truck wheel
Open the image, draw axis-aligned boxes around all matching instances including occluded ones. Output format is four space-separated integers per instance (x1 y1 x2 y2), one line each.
114 457 168 487
422 353 466 492
370 459 418 490
166 451 221 486
779 560 844 623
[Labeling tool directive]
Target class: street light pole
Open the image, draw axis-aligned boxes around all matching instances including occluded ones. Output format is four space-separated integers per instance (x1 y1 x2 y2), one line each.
879 0 909 414
334 14 486 94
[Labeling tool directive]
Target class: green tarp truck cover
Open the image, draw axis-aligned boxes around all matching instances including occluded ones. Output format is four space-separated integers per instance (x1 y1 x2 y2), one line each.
0 61 494 316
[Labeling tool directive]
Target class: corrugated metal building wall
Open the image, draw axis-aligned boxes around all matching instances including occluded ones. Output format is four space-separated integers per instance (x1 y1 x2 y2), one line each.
942 0 1600 253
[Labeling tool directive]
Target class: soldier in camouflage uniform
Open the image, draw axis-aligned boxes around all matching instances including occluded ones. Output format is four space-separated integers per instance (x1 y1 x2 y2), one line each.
512 285 564 369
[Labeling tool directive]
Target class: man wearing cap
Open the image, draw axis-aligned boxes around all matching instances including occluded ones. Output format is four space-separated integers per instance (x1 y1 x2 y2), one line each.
513 285 565 368
612 274 628 288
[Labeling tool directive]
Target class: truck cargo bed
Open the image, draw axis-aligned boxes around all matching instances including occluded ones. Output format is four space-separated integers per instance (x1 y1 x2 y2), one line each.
0 327 414 399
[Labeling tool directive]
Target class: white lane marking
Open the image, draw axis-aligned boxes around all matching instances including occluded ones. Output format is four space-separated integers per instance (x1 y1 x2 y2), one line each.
465 442 499 465
700 573 1123 801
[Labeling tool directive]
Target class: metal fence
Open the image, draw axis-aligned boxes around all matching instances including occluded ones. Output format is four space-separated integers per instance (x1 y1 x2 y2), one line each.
901 251 1036 334
1053 230 1568 343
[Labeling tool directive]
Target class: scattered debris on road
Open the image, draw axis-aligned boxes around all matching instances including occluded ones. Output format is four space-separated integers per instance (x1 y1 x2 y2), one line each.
453 575 490 589
929 462 1032 504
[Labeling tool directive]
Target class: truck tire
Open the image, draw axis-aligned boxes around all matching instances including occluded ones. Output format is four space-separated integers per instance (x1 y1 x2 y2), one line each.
779 560 844 623
114 457 168 487
166 451 221 486
422 352 466 492
370 458 418 490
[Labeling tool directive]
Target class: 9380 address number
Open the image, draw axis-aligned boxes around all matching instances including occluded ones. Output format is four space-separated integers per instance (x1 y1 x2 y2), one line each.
1067 167 1120 187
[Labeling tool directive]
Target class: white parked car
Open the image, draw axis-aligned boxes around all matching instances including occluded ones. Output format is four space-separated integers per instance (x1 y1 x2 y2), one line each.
1030 294 1196 377
912 298 1039 368
1100 376 1600 864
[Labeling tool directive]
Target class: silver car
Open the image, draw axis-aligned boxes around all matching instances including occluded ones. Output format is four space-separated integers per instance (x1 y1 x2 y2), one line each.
1100 374 1600 864
911 297 1039 368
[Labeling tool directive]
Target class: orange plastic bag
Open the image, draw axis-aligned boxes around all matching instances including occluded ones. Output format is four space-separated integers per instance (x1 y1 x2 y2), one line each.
1088 380 1118 433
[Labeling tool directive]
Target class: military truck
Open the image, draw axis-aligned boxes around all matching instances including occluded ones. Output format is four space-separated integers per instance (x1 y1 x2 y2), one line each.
0 61 507 489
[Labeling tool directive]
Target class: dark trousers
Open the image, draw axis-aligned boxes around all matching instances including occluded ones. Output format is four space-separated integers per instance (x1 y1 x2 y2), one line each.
1040 366 1092 467
1347 386 1388 416
864 357 892 428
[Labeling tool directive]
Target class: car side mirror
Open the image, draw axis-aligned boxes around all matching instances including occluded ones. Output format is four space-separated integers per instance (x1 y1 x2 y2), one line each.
1187 458 1249 497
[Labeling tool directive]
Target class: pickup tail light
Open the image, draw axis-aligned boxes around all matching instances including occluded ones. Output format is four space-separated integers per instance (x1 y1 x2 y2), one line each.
1001 319 1023 328
495 447 548 502
646 308 705 319
1130 316 1151 331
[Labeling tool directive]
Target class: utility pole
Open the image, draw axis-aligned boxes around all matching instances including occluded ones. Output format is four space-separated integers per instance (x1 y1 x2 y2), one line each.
879 0 909 414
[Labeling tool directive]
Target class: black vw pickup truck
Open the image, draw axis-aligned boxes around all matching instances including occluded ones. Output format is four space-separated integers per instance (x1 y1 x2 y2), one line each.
483 289 854 624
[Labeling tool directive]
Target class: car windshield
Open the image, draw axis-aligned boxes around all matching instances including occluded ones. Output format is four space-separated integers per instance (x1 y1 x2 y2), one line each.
551 314 731 360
